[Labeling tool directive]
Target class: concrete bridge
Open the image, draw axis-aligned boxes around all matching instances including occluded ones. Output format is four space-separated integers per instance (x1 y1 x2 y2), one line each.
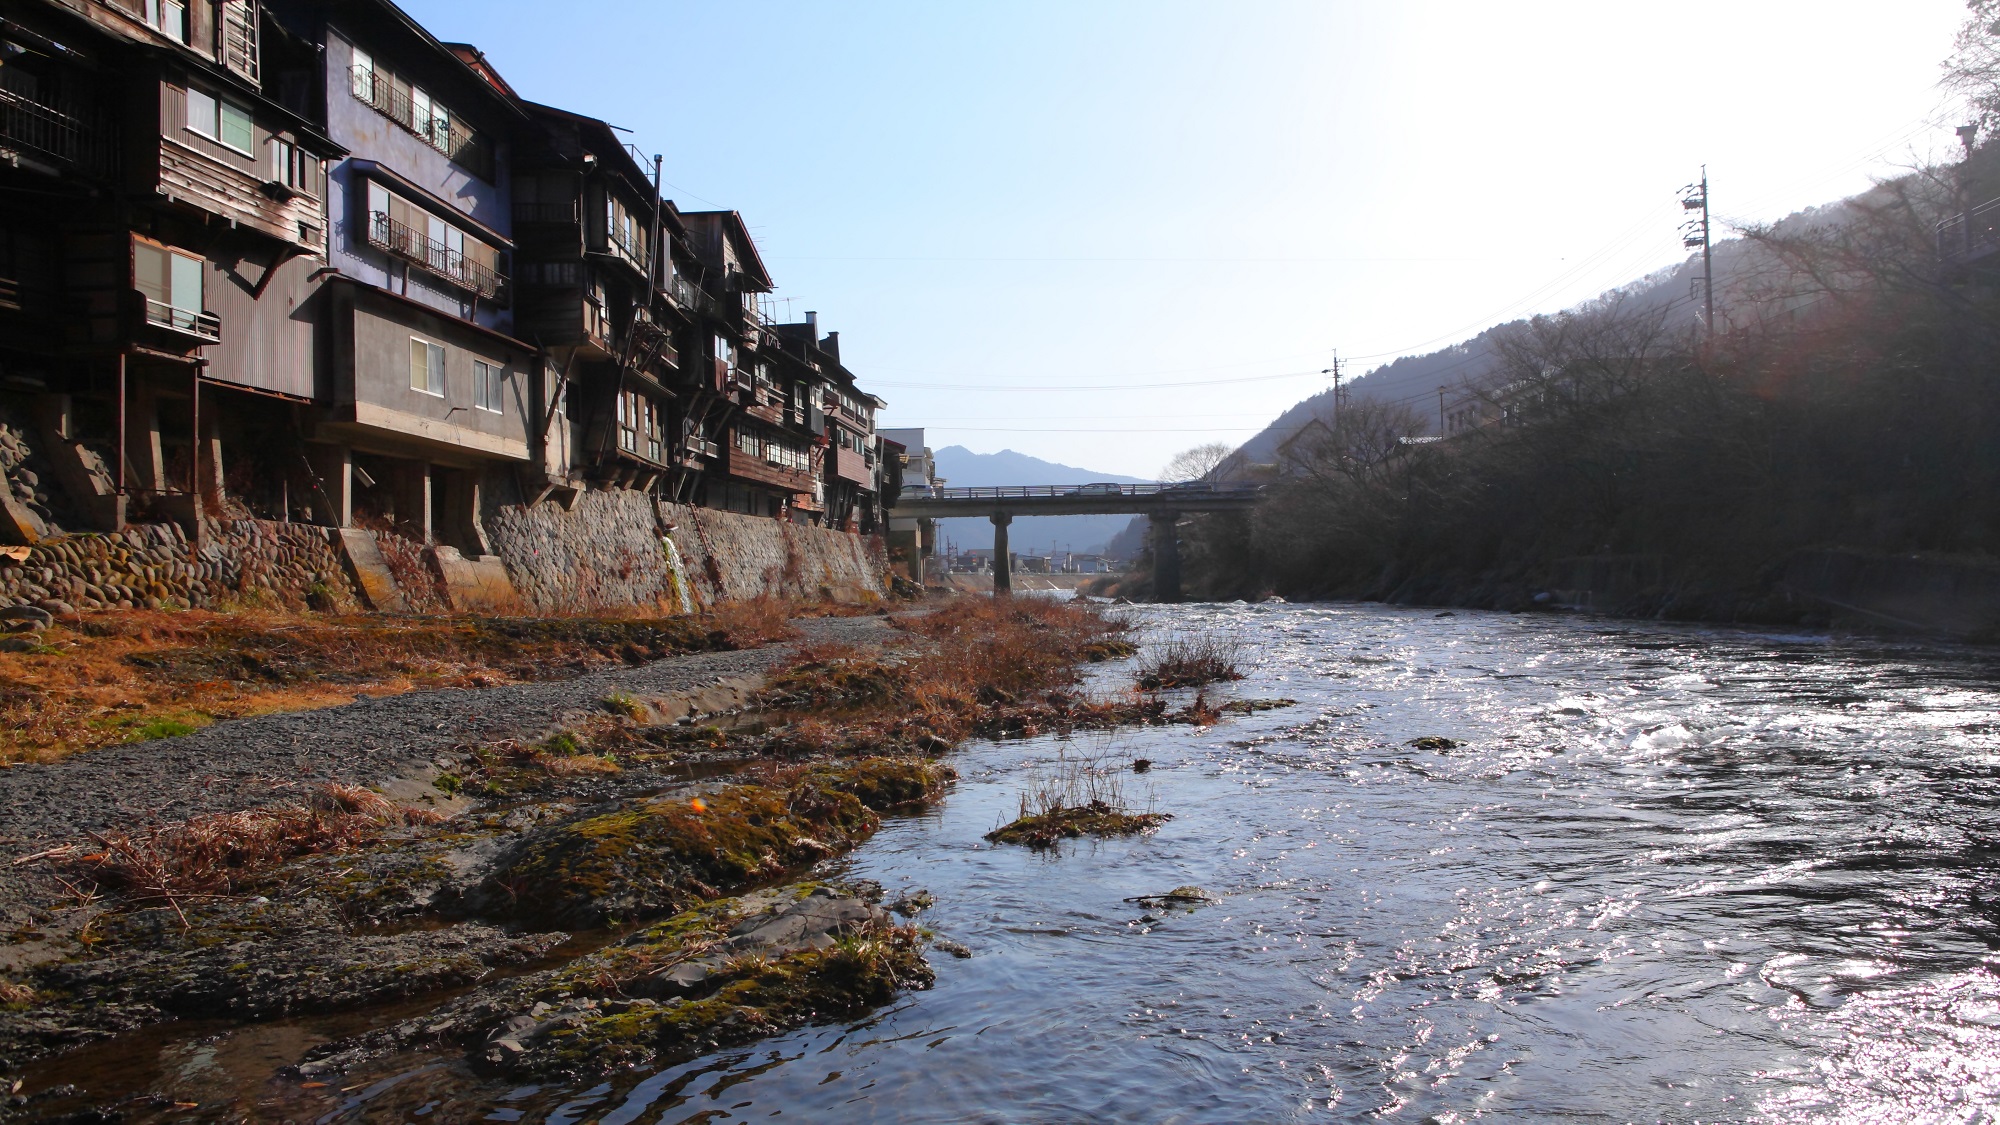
890 482 1263 601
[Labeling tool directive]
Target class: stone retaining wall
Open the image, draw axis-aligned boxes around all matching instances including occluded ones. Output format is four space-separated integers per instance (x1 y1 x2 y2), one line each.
0 493 888 620
0 519 366 614
661 502 887 607
484 490 684 615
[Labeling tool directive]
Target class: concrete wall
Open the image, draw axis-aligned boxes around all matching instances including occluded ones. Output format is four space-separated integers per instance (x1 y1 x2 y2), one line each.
324 284 531 464
1786 549 2000 640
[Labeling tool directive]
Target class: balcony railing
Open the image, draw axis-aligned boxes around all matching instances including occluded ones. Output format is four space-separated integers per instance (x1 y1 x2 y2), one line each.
368 212 507 300
349 66 493 181
606 228 647 271
669 274 716 317
143 298 221 343
0 82 119 178
1938 197 2000 268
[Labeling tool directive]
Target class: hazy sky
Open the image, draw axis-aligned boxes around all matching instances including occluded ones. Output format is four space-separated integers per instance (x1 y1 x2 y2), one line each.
403 0 1968 478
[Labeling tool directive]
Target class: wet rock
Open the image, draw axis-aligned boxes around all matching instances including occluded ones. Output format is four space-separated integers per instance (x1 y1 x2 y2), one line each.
49 917 565 1021
299 885 934 1081
0 606 51 627
1406 736 1465 751
932 938 972 959
888 889 934 916
1132 758 1153 772
1125 886 1216 909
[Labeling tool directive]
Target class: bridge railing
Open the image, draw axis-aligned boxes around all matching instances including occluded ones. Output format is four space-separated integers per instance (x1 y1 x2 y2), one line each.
896 482 1263 501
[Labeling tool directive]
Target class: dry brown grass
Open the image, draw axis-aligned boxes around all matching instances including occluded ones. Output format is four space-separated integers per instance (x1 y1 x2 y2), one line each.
0 600 802 766
38 783 441 916
1135 631 1245 690
739 596 1158 755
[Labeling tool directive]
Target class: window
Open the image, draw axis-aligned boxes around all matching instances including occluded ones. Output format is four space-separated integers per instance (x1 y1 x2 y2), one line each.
269 138 319 195
133 238 204 329
473 359 503 413
604 194 646 264
144 0 187 42
616 391 662 460
714 334 731 369
735 428 759 456
186 87 254 154
410 338 444 396
347 45 488 177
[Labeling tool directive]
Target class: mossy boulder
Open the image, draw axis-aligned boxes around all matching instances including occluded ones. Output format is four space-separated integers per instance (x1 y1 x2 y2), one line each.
802 757 954 811
487 782 873 930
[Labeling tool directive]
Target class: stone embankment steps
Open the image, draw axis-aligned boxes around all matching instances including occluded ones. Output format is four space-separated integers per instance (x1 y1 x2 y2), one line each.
0 615 894 936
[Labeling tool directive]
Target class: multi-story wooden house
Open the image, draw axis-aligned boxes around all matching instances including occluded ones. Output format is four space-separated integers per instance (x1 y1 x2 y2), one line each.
0 0 891 557
0 0 338 535
259 0 535 554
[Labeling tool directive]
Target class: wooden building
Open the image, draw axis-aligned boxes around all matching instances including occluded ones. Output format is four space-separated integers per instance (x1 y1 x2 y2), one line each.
0 0 892 556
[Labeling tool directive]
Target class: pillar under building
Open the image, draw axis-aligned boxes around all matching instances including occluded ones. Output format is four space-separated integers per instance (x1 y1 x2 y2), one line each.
1150 510 1182 603
991 511 1012 596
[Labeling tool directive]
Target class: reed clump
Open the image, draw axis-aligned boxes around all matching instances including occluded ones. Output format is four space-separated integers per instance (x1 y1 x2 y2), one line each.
986 752 1168 849
1135 631 1245 690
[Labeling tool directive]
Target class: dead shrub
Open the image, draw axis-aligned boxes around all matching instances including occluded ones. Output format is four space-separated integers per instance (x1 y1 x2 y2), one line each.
1135 631 1244 690
59 783 442 909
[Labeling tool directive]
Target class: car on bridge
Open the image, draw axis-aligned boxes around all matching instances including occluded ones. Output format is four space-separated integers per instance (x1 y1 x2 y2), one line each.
1159 480 1216 494
1065 482 1125 497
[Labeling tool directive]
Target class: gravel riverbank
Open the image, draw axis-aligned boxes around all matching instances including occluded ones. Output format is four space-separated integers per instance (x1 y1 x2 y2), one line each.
0 615 891 933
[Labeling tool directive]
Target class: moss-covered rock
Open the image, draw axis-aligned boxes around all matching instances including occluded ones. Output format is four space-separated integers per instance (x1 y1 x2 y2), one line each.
986 801 1171 849
485 779 878 930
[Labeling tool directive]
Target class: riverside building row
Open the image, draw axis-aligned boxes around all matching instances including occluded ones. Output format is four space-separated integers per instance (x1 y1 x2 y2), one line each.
0 0 901 556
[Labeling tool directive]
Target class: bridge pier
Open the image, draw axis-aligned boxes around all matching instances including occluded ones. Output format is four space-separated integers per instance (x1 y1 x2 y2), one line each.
991 512 1012 596
1150 510 1181 603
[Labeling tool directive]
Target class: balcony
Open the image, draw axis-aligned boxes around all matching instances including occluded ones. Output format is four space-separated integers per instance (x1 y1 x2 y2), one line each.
349 66 493 181
142 297 221 344
1938 197 2000 271
669 274 717 318
367 212 507 300
0 79 119 179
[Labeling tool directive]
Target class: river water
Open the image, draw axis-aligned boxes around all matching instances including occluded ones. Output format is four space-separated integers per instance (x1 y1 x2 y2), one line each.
34 601 2000 1122
509 601 2000 1124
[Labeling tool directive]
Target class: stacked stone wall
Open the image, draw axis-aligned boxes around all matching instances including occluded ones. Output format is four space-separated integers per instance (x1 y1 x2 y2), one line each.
484 490 683 615
660 502 887 606
0 492 888 621
0 519 366 614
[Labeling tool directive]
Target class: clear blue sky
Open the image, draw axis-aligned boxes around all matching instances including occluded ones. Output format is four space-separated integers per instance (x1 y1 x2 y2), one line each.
402 0 1967 478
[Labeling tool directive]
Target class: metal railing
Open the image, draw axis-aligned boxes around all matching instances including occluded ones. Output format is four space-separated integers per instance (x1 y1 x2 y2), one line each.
901 482 1264 501
0 82 119 178
143 298 221 343
606 228 648 271
367 211 506 299
669 274 715 316
349 66 491 179
1938 197 2000 266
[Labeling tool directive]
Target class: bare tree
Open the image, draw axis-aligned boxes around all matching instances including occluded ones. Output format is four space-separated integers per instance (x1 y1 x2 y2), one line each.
1947 2 2000 133
1160 441 1236 482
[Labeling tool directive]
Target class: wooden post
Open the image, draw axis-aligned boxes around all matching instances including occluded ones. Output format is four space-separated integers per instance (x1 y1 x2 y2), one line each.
990 511 1011 596
189 369 202 545
114 354 126 531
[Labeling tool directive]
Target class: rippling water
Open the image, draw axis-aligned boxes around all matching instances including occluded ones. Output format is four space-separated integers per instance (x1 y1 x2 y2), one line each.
40 602 2000 1123
514 602 2000 1124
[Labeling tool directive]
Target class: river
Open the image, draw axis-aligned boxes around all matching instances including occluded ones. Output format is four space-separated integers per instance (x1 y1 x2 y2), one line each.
37 601 2000 1122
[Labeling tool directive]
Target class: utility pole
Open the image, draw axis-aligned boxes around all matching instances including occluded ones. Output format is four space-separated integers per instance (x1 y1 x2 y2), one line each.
1437 385 1446 435
1321 352 1342 430
1681 167 1712 336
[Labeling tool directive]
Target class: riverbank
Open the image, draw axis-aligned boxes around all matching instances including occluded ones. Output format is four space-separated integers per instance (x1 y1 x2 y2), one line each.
0 594 1250 1121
